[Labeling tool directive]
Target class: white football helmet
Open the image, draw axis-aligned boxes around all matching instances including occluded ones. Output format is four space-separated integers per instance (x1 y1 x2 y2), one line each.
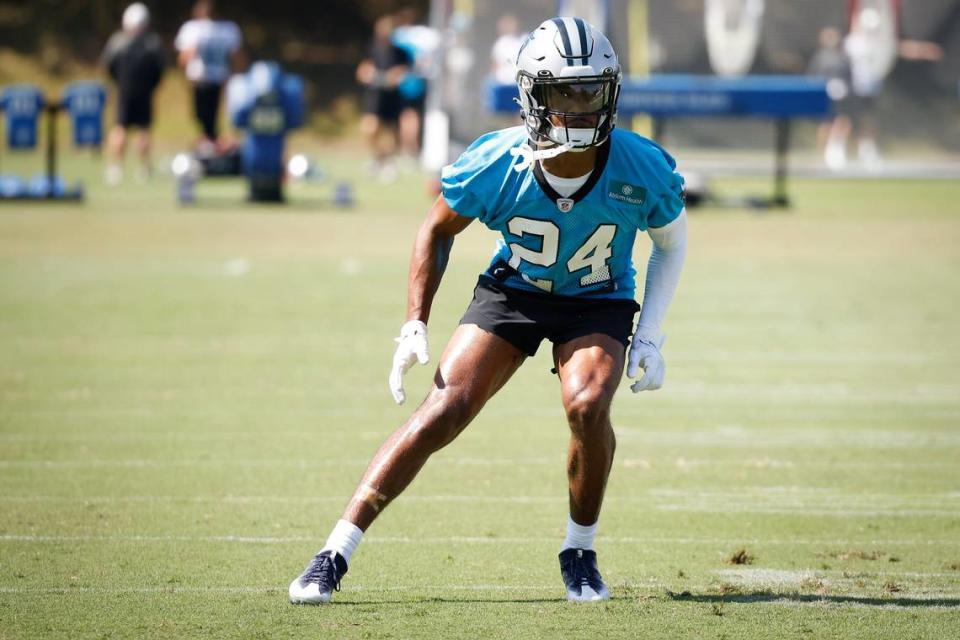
515 18 621 150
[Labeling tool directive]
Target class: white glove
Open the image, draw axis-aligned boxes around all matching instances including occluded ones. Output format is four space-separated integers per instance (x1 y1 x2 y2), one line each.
626 333 666 393
389 320 430 405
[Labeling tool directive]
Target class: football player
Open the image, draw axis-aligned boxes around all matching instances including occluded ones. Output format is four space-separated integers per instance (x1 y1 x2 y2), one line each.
174 1 244 148
290 17 687 604
101 3 165 184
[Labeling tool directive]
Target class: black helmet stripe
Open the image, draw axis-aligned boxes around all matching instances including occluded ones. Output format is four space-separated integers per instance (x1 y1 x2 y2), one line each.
552 17 574 64
573 18 589 65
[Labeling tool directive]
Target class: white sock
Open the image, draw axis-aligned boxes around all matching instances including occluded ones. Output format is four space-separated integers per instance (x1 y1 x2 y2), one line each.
561 516 598 551
321 519 364 565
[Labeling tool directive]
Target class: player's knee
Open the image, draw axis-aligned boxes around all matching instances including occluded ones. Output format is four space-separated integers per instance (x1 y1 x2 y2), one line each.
407 392 477 450
564 387 611 437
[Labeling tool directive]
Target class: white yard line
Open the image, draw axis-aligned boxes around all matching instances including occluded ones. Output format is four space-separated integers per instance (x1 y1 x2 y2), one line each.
3 423 959 447
2 534 959 546
668 350 960 365
0 457 956 470
655 505 959 517
615 428 960 448
0 457 561 469
650 488 960 501
716 568 960 581
1 494 958 518
1 490 956 510
659 382 960 404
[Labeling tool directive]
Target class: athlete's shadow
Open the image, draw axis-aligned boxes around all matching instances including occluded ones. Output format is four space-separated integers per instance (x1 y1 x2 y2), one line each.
667 591 960 609
337 595 635 605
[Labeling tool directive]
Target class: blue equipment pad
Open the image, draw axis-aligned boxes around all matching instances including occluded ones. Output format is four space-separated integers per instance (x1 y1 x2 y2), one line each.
0 84 45 149
63 82 107 147
489 74 830 119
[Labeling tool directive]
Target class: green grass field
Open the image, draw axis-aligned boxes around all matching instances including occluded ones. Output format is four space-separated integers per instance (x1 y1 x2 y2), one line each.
1 151 959 639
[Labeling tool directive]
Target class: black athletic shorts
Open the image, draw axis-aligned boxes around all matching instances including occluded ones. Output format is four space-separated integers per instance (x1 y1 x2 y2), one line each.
400 92 426 115
460 276 641 357
363 88 403 122
117 92 153 128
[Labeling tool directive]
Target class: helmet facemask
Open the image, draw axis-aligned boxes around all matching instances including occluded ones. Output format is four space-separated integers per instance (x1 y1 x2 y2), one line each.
519 73 620 150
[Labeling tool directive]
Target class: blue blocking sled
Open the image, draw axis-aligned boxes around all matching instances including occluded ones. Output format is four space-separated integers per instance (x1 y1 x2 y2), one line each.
228 61 306 202
0 81 105 201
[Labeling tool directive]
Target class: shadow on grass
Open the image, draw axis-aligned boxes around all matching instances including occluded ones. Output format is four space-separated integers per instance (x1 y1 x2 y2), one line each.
334 596 637 606
667 591 960 608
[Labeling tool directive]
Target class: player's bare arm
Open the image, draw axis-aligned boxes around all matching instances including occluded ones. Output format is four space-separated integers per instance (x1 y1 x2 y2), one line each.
390 197 474 405
406 195 474 323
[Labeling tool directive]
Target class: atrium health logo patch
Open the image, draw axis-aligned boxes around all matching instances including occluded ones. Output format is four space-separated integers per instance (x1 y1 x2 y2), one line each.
608 180 646 206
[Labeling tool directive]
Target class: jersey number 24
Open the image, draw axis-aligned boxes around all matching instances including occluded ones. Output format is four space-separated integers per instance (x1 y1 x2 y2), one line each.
507 217 616 293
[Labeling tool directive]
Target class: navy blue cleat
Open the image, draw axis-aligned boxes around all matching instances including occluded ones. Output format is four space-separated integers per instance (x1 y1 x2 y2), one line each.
289 550 348 604
559 548 611 602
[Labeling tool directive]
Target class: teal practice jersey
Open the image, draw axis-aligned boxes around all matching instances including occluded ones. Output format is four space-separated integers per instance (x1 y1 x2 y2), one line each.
441 126 685 299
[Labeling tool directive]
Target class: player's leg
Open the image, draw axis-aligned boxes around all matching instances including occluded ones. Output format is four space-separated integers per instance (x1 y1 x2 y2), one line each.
360 113 381 169
191 84 205 140
344 323 524 528
556 333 624 526
825 114 851 170
857 104 881 166
376 120 400 182
553 332 626 601
194 83 219 144
133 97 154 180
105 124 127 186
206 83 223 144
374 94 403 181
398 105 421 160
135 130 153 180
289 324 525 604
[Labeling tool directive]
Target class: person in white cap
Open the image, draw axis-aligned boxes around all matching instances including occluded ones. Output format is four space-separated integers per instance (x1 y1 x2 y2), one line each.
101 3 166 184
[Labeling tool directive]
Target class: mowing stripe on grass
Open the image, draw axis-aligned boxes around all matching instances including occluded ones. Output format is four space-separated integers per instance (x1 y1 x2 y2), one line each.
1 586 958 609
1 495 958 517
3 426 959 447
655 506 959 517
3 534 960 546
0 491 956 501
0 457 957 470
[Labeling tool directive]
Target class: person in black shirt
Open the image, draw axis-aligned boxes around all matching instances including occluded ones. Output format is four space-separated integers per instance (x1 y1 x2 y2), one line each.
101 3 165 184
356 15 412 181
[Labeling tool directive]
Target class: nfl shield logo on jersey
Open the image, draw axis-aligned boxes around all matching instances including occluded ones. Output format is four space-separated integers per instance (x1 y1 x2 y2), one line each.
556 198 574 213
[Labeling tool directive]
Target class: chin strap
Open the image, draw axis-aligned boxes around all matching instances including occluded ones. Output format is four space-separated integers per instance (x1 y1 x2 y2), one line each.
509 142 574 172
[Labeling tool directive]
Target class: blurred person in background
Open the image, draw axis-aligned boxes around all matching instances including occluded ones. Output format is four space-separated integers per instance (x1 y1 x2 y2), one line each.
392 8 439 169
843 0 943 168
490 14 523 85
487 14 524 126
101 3 165 185
356 15 412 182
175 0 244 153
808 27 854 170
